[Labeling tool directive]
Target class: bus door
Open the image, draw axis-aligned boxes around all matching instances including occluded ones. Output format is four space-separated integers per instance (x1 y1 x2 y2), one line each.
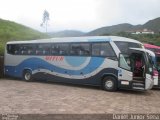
118 48 154 90
130 48 154 90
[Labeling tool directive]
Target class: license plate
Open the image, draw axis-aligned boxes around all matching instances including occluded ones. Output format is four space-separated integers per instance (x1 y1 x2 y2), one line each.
121 81 129 85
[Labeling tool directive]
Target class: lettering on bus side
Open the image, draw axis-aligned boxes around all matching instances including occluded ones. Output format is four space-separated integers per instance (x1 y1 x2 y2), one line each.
45 56 64 61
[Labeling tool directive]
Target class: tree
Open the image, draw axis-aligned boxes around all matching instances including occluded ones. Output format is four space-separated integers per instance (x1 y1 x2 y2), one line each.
41 10 50 33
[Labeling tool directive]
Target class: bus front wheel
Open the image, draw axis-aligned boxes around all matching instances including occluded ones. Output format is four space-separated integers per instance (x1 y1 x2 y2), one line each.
102 76 117 92
23 70 33 82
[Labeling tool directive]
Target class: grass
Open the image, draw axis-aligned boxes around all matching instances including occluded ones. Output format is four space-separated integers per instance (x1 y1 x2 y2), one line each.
0 19 49 55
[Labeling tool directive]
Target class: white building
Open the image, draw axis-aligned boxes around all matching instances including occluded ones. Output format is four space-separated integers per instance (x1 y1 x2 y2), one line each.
131 29 154 34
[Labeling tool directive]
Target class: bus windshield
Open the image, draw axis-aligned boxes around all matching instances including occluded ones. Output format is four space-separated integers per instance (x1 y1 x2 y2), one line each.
144 43 160 72
115 41 143 54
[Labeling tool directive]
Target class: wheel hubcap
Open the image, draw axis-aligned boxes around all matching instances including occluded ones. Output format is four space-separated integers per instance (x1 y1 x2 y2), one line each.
105 80 113 88
25 73 31 80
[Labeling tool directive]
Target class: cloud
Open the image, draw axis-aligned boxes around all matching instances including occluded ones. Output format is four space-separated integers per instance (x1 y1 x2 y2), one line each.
94 0 160 26
115 0 160 24
0 0 160 32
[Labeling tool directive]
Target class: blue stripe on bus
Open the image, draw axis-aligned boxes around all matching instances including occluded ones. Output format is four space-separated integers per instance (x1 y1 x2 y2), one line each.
65 56 87 67
33 68 118 85
5 57 105 77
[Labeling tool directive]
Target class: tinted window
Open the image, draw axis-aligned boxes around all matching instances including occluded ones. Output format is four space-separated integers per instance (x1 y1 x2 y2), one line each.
59 44 69 55
51 44 60 55
36 44 50 55
92 43 100 56
7 44 16 54
115 42 142 54
7 44 29 55
92 42 116 57
51 44 69 55
22 44 36 55
7 44 46 55
70 43 90 56
129 42 141 48
115 42 128 53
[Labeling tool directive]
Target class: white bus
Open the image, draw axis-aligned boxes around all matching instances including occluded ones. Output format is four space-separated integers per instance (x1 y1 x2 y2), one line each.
4 36 154 91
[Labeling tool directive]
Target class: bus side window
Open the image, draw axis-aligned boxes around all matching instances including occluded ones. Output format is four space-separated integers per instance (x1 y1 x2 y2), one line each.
7 44 21 55
36 44 50 55
101 43 116 57
42 44 51 55
70 44 79 55
51 44 60 55
80 43 90 56
7 44 14 54
92 42 116 57
92 43 101 56
70 43 90 56
22 45 28 55
15 45 20 55
27 45 35 55
58 44 69 55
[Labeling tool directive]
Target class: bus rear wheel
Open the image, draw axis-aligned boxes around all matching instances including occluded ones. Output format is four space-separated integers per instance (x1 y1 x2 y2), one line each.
102 76 117 92
23 70 33 82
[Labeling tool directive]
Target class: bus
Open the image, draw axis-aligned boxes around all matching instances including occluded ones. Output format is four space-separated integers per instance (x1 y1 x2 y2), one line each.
144 43 160 67
144 43 160 87
145 49 159 87
4 36 154 91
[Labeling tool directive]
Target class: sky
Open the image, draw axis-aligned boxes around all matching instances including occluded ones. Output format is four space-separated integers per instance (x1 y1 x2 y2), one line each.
0 0 160 32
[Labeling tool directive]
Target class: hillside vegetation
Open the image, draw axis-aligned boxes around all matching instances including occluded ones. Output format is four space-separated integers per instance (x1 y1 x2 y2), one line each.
48 17 160 46
87 17 160 46
102 32 160 46
87 17 160 36
0 19 49 55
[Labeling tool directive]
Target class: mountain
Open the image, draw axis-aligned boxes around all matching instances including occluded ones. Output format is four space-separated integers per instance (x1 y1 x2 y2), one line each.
47 17 160 37
143 17 160 32
48 30 85 37
87 23 134 36
0 18 49 55
87 17 160 36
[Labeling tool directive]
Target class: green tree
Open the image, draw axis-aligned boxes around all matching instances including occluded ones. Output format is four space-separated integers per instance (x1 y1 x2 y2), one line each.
40 10 50 33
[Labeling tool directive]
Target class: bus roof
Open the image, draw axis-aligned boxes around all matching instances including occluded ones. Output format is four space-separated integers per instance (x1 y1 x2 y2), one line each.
6 36 142 44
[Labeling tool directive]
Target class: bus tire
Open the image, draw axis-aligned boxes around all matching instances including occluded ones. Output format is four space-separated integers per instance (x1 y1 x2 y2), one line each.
102 76 117 92
23 70 33 82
